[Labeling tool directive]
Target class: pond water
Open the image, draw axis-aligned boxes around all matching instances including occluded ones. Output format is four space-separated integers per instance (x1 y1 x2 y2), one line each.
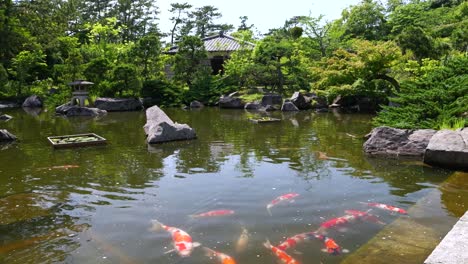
0 107 466 264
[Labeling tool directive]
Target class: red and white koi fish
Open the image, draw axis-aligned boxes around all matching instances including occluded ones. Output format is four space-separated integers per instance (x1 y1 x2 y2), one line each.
189 210 235 218
267 193 300 216
37 165 79 171
277 232 346 255
150 219 200 257
263 240 300 264
203 247 237 264
317 214 360 233
360 202 408 215
344 210 386 225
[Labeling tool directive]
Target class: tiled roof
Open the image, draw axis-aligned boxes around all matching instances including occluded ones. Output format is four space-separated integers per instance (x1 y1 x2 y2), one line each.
166 33 254 54
203 34 254 52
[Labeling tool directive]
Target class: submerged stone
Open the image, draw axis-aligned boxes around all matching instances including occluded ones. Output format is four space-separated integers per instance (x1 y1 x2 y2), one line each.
0 129 17 141
56 104 107 117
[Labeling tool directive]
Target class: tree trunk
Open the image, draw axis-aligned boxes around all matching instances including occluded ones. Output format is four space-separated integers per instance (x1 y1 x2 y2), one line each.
375 74 400 93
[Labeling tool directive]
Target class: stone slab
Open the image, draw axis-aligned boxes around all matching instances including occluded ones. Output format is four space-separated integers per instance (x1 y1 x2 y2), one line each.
342 171 467 264
424 210 468 264
424 128 468 171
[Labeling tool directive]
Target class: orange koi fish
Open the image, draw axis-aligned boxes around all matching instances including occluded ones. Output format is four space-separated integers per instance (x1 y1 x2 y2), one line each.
264 240 300 264
190 210 235 218
203 247 237 264
277 232 346 255
150 219 200 257
267 193 300 216
360 202 408 215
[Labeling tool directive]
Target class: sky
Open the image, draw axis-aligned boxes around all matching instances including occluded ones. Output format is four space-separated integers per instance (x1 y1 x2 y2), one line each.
157 0 362 38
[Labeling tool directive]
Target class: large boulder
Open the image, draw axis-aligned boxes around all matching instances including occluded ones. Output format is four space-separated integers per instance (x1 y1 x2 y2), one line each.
290 92 311 110
261 94 282 107
190 101 204 108
424 129 468 170
144 105 196 144
364 126 437 157
56 104 107 117
244 102 261 110
281 101 299 111
94 97 143 111
22 95 43 108
0 129 17 141
219 95 244 109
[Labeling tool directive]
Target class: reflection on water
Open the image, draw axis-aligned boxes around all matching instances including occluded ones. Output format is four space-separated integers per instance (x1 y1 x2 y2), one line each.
0 108 466 263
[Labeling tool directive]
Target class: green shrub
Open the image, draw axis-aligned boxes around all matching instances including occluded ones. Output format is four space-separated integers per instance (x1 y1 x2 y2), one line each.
374 55 468 129
141 79 183 107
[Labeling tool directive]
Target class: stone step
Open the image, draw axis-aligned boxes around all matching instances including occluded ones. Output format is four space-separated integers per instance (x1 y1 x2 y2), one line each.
341 172 467 264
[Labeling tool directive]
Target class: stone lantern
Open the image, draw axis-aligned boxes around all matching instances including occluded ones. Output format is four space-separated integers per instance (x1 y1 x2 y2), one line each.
69 80 93 107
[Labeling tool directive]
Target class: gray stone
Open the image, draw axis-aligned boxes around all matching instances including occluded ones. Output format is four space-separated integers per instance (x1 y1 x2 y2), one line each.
190 101 204 108
424 211 468 264
290 92 310 110
244 102 261 110
0 101 19 109
424 128 468 170
94 97 143 111
363 126 437 157
22 95 43 108
315 108 329 113
0 114 12 121
261 104 277 112
261 94 282 107
0 129 17 141
219 96 245 109
144 105 196 144
56 104 107 117
281 101 299 112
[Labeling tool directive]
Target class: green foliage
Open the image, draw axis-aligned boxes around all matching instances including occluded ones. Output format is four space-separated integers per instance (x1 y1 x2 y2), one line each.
112 64 141 97
375 55 468 129
342 0 389 41
141 79 183 107
172 36 208 85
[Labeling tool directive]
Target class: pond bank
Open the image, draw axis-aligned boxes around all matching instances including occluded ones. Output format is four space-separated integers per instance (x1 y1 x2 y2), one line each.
424 210 468 264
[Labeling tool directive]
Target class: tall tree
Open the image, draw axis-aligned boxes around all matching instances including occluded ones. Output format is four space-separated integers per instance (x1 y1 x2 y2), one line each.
79 0 113 23
238 16 254 31
114 0 158 43
131 31 162 80
299 15 332 57
172 36 207 85
342 0 389 40
0 0 30 68
168 2 192 45
192 5 232 38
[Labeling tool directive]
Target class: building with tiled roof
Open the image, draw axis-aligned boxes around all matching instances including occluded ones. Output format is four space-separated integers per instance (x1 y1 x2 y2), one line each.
166 32 255 75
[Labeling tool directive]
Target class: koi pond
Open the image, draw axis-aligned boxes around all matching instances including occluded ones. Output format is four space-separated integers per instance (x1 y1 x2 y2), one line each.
0 107 467 264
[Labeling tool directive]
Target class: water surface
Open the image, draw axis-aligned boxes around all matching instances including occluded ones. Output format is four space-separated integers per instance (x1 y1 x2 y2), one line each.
0 107 465 263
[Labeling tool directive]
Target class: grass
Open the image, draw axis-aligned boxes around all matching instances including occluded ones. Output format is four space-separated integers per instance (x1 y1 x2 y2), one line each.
437 118 466 130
